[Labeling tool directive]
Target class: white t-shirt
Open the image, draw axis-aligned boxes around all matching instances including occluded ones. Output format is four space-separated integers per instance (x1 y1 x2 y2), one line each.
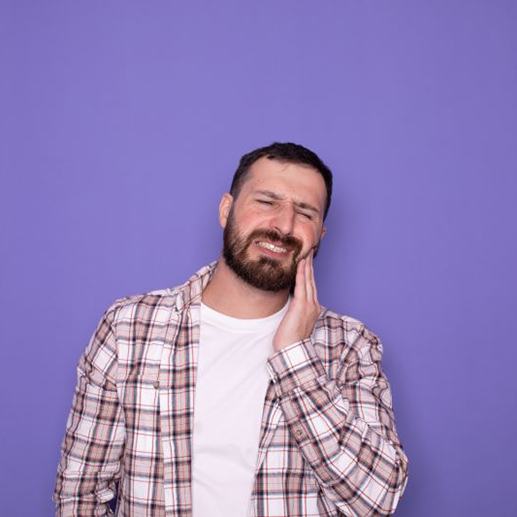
192 299 289 517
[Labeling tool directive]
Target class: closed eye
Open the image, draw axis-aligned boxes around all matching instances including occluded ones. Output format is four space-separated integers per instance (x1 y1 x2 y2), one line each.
257 199 273 205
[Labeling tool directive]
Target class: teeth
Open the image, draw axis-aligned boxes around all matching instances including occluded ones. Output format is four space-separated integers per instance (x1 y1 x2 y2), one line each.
257 241 287 253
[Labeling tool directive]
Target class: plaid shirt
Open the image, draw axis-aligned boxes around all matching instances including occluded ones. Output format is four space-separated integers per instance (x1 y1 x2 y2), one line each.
54 261 409 516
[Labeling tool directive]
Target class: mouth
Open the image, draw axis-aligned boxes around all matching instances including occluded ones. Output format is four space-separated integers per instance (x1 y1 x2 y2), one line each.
254 239 291 257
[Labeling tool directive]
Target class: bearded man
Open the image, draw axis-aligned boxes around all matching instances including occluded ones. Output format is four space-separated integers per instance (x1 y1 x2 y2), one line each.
54 142 409 516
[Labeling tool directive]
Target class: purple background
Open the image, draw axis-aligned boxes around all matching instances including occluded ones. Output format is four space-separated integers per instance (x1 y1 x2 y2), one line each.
1 2 516 516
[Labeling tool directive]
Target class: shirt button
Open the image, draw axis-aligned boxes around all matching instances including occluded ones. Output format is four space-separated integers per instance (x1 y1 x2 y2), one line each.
294 428 304 439
153 381 160 389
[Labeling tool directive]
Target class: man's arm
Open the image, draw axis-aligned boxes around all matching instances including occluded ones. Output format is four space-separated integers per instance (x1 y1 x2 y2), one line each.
267 329 409 516
54 303 126 516
270 253 408 515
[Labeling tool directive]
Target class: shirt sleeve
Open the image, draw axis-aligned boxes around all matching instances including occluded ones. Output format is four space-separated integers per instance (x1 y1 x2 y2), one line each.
53 303 126 516
266 325 409 516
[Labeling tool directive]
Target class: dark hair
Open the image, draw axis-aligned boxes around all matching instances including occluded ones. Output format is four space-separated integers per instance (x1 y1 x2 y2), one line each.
229 142 333 220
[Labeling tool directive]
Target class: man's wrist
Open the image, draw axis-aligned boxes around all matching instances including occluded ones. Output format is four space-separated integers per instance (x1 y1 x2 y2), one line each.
267 338 326 395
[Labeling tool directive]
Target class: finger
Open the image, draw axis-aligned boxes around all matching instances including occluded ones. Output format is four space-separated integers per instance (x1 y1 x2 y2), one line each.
308 251 319 305
305 251 314 301
295 257 306 300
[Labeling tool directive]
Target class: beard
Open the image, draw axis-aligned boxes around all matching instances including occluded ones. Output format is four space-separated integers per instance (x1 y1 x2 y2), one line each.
222 207 320 292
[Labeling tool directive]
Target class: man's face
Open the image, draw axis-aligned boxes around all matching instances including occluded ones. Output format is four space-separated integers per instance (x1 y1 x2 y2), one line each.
221 157 327 292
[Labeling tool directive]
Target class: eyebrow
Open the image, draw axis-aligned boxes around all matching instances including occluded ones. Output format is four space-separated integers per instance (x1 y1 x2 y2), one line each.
254 189 321 215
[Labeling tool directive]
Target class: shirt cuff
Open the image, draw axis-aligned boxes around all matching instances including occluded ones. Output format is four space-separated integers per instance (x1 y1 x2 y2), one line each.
267 338 326 396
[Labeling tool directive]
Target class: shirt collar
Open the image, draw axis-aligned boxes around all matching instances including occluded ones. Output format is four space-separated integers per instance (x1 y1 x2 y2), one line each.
173 260 218 312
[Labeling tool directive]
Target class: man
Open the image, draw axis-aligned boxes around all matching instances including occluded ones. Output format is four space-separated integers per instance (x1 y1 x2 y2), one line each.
54 142 409 516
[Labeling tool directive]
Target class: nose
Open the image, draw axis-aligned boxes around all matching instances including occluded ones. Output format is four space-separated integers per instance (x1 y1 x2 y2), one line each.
270 204 296 237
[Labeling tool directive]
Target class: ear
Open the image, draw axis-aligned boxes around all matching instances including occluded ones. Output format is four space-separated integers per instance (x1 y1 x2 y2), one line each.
219 193 233 229
320 225 327 239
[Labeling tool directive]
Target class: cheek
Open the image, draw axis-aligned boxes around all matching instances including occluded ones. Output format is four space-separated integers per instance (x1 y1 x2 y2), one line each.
229 211 259 234
239 209 265 227
299 226 320 248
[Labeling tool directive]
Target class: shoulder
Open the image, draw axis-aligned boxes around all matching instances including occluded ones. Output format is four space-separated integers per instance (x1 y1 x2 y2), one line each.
317 306 384 363
102 261 217 324
102 284 185 328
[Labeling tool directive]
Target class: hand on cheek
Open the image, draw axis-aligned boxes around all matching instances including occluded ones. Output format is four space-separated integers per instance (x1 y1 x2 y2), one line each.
272 250 321 353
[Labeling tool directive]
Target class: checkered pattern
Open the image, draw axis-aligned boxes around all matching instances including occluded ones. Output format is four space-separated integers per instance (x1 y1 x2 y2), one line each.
54 261 409 516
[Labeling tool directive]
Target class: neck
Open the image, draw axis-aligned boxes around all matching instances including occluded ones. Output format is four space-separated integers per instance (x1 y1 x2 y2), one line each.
201 257 289 318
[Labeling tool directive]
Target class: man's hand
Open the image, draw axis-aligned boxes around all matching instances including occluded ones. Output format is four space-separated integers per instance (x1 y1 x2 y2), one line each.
272 249 321 353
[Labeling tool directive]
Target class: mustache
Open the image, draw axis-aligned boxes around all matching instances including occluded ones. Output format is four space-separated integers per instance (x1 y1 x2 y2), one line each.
246 229 303 256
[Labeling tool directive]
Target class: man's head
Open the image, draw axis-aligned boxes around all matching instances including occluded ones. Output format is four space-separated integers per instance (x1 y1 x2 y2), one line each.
219 142 333 292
